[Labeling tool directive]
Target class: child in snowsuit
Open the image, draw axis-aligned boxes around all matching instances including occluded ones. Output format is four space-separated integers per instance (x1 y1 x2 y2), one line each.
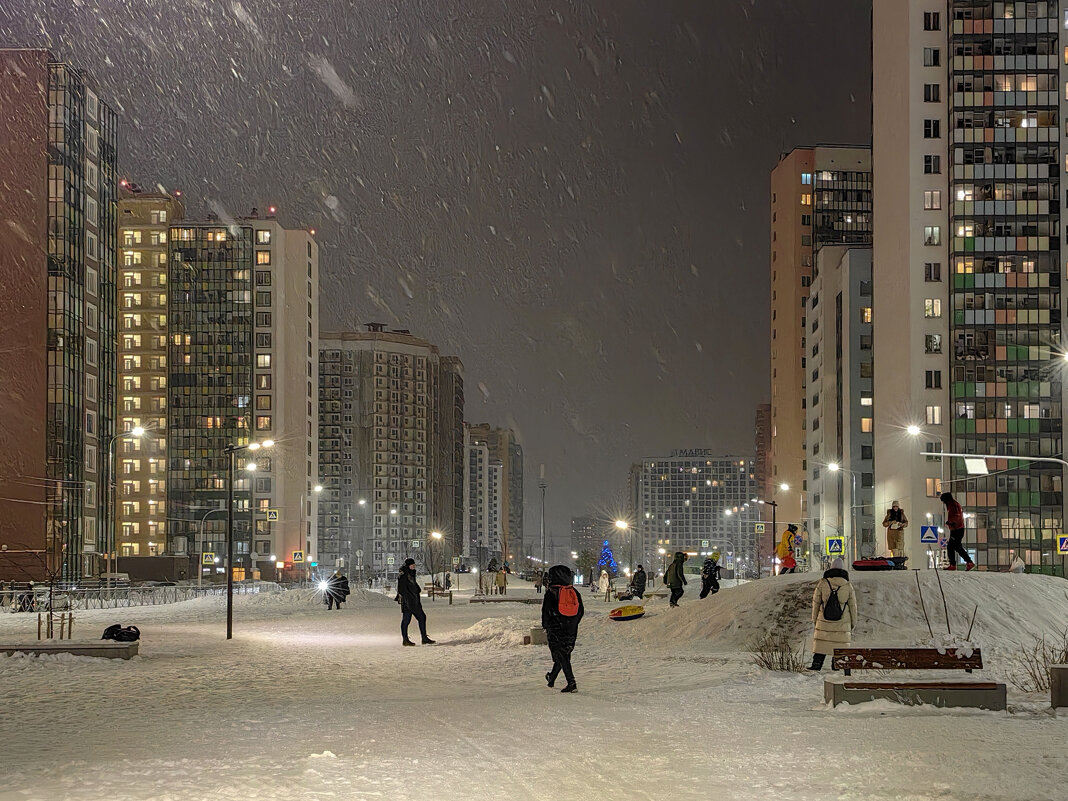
542 564 584 693
699 556 721 598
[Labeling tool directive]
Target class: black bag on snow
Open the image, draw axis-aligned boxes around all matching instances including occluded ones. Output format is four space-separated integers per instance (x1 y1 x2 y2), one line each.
101 624 141 642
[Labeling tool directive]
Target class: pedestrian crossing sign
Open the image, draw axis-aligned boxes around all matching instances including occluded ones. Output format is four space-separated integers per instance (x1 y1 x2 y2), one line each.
825 536 845 556
754 523 766 535
266 509 279 521
724 554 734 570
202 552 215 565
701 540 709 548
292 550 305 563
920 525 940 544
1058 536 1068 555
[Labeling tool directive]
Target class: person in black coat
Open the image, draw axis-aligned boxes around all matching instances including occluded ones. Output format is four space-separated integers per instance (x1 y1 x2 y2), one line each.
631 565 647 599
699 556 721 599
542 564 584 693
395 558 435 646
324 570 351 610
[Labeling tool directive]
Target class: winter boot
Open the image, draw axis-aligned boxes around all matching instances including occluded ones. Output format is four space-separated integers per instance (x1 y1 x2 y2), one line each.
421 637 436 644
966 562 977 571
545 671 555 688
560 682 578 693
403 639 416 646
943 564 957 571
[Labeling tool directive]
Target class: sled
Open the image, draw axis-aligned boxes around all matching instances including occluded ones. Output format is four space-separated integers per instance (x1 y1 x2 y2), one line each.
852 558 895 571
609 604 646 621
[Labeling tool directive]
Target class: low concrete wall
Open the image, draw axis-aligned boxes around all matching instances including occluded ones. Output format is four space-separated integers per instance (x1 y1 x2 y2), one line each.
0 641 139 659
824 679 1006 711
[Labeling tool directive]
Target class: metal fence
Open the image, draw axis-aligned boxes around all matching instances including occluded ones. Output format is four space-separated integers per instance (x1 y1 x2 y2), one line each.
0 582 282 613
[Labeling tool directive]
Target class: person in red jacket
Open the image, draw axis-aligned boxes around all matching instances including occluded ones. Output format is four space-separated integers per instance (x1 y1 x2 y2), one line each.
939 492 975 571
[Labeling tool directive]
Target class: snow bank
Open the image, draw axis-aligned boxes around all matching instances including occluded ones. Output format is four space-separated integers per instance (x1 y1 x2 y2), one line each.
582 571 1068 671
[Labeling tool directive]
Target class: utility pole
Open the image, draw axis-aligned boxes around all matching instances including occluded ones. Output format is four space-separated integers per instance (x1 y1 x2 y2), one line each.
539 464 547 570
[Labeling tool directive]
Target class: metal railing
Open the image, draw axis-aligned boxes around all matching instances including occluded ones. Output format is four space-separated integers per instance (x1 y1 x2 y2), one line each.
0 582 281 613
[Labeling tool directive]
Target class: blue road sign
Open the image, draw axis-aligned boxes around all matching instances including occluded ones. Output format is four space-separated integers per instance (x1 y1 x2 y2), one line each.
920 525 940 544
1058 536 1068 556
825 536 844 556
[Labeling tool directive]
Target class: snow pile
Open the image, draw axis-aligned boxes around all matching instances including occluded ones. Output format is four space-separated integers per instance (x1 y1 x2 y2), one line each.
584 571 1068 671
448 616 528 647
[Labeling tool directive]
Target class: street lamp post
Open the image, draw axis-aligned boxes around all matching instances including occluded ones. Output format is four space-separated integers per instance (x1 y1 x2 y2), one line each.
827 463 859 563
196 507 227 587
223 439 272 640
750 497 778 578
430 531 443 588
539 466 547 571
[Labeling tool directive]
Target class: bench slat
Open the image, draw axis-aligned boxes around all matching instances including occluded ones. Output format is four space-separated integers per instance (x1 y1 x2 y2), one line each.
832 647 982 672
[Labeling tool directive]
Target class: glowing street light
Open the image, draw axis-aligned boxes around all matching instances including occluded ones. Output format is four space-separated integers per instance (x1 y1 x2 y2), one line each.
906 424 921 436
614 519 628 530
827 462 841 472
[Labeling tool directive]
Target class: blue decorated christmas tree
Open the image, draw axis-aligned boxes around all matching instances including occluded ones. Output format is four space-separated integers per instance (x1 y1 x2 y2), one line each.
597 540 618 575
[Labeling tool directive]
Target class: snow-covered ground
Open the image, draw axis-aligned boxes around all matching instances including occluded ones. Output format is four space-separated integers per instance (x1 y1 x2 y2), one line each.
1 573 1066 800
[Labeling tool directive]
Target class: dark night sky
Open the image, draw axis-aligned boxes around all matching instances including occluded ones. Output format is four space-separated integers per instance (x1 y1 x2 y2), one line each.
1 0 871 553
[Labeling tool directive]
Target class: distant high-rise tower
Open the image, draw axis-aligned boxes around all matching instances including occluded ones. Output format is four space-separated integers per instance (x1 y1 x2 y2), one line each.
873 1 1063 569
317 326 462 578
769 146 872 544
0 49 117 581
466 424 523 563
116 184 185 559
168 213 318 578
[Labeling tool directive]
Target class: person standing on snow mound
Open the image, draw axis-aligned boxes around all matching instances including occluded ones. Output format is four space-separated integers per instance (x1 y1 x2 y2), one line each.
881 501 909 558
939 492 975 571
664 551 688 607
699 554 721 599
395 558 435 646
808 557 857 671
542 564 584 693
598 569 611 600
631 565 647 599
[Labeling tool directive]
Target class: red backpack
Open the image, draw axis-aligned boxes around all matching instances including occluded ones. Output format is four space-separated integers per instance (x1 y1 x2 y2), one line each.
557 585 580 617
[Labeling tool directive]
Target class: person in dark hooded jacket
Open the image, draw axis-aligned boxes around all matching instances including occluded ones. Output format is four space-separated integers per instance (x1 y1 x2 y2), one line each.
542 564 584 693
324 570 350 610
699 556 721 599
631 565 647 599
664 551 688 607
395 558 435 646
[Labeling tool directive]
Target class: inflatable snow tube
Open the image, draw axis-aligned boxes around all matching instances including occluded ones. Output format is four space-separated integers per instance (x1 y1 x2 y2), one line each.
609 604 646 621
852 558 895 571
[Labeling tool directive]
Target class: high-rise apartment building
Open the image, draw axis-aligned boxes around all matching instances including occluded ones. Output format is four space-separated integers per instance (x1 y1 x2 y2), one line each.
318 326 462 578
873 1 1063 569
805 247 876 562
770 146 873 540
437 357 466 558
116 184 184 558
637 452 760 571
466 423 524 563
570 516 601 556
168 213 318 578
753 403 774 563
0 49 117 581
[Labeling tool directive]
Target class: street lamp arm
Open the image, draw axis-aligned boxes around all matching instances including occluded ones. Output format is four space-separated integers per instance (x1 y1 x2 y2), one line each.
920 451 1068 469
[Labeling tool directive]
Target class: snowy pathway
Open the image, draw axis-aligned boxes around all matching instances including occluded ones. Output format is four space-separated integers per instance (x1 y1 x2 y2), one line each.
1 581 1065 800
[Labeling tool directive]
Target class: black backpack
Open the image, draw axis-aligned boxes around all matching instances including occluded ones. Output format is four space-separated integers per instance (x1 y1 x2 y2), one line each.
821 580 844 622
102 624 141 642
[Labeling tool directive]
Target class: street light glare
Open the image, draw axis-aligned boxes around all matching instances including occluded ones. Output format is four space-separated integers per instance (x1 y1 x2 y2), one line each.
828 463 841 472
779 483 790 491
262 440 275 448
358 499 367 506
431 531 442 540
244 462 257 472
247 442 260 451
131 426 145 437
906 424 921 436
614 519 628 530
313 484 323 493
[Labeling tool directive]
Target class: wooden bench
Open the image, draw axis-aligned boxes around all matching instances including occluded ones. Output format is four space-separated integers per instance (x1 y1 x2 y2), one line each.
825 647 1005 710
833 647 983 676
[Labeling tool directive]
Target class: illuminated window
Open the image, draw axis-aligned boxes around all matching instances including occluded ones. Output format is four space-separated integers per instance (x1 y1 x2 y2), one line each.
925 334 942 354
256 355 271 369
924 298 942 318
925 478 942 497
800 193 813 206
860 417 873 433
925 405 942 425
860 307 872 323
256 230 271 244
256 251 271 265
860 395 873 407
122 230 142 246
923 225 941 245
256 415 272 431
923 190 941 209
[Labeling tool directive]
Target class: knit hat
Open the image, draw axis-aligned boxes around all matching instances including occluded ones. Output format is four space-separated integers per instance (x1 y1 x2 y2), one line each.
831 557 846 571
403 558 416 567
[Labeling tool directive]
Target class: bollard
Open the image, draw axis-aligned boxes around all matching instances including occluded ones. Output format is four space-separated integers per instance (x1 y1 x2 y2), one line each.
1052 664 1068 709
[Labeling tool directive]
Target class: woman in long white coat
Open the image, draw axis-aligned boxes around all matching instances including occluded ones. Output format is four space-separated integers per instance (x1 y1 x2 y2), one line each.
598 570 611 599
809 557 858 671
